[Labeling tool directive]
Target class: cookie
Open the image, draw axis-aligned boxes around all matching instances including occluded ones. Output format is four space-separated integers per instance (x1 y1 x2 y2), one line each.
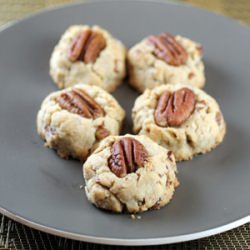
128 32 205 92
37 84 125 161
83 134 179 213
132 85 226 161
50 25 126 92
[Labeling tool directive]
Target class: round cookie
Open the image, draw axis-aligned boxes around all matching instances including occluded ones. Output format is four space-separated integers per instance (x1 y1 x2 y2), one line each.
37 84 125 161
132 85 226 161
50 25 126 92
83 134 179 213
128 32 205 93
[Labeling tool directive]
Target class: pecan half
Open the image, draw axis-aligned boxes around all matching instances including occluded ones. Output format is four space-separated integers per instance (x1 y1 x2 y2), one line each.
148 32 188 66
154 88 196 127
55 88 104 119
109 138 148 178
68 30 106 63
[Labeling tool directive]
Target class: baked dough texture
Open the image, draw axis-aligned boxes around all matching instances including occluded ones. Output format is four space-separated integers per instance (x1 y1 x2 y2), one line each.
50 25 126 92
128 35 205 92
37 84 125 161
132 85 226 161
83 134 179 213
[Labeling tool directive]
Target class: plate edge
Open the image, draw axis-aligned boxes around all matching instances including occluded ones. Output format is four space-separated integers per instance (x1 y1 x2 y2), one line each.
0 0 249 246
0 0 249 34
0 207 249 246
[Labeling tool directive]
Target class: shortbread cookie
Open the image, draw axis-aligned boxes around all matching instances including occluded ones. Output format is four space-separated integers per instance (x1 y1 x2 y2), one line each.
50 25 126 92
128 32 205 92
132 85 226 161
83 134 179 213
37 84 125 161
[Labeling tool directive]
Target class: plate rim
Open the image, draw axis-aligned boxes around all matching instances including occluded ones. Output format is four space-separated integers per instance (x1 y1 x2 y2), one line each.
1 206 249 246
0 0 248 34
0 0 249 246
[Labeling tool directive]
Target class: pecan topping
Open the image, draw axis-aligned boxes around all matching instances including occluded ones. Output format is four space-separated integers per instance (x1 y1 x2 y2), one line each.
68 30 106 63
109 138 148 178
148 32 188 66
154 88 196 127
56 88 104 119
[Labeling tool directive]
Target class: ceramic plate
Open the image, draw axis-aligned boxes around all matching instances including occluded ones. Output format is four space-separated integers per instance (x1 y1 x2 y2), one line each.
0 0 249 246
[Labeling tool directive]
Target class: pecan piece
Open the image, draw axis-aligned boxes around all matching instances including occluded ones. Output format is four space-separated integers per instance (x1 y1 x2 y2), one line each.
56 88 104 119
167 151 175 162
154 88 196 127
148 32 188 66
196 45 203 56
216 111 222 126
188 72 195 79
68 30 106 63
109 138 148 178
95 125 110 140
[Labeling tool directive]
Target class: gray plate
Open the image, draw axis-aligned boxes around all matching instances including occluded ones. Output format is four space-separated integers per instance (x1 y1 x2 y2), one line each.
0 0 249 246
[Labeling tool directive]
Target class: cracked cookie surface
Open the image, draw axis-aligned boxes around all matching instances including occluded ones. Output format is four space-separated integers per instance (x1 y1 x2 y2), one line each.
83 134 179 213
50 25 126 92
132 85 226 161
128 34 205 93
37 84 125 161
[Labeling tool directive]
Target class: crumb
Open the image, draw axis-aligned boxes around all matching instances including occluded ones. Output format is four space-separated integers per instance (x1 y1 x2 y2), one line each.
79 185 84 190
130 214 136 220
130 214 142 220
